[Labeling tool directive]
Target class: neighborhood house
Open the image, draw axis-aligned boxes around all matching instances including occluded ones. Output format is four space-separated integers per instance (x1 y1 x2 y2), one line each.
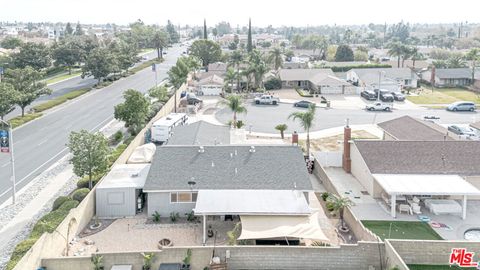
279 68 355 94
347 68 418 91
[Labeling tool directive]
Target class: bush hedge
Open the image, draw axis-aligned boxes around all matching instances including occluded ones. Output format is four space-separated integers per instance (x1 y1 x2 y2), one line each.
264 78 282 90
5 238 38 270
108 144 128 166
10 113 43 129
57 200 79 212
32 88 90 113
52 196 72 211
77 175 100 189
71 188 90 202
327 63 392 72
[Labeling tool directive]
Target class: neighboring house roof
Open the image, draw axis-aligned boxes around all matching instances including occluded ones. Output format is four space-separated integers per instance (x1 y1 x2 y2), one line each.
377 116 456 141
471 121 480 131
319 61 368 67
197 74 224 86
433 68 472 79
385 60 429 69
354 140 480 175
283 62 308 69
207 62 228 73
350 68 418 85
144 145 313 191
168 121 230 146
279 69 350 86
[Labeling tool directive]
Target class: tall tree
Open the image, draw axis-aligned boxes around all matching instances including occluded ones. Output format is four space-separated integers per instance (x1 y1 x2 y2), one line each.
212 28 218 39
4 67 51 116
447 55 467 68
166 20 180 43
229 50 243 92
189 39 222 67
334 45 354 62
114 89 151 135
0 83 17 120
248 50 268 89
247 18 253 52
52 38 85 74
75 22 84 35
203 19 208 40
0 37 23 49
387 42 403 68
64 22 74 36
219 94 247 128
168 57 190 89
268 48 284 70
12 42 51 69
68 130 110 189
410 47 423 68
82 47 117 83
109 40 138 73
151 29 169 60
466 48 480 83
224 67 236 94
288 104 316 158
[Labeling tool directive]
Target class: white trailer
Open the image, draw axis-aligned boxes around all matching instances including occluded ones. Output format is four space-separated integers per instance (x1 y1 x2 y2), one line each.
151 113 188 143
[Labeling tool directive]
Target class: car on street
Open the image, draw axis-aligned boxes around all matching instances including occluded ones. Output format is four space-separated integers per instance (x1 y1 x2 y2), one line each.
365 102 392 111
391 92 405 101
293 100 315 108
254 94 280 105
360 90 377 100
446 101 476 112
447 125 477 137
374 89 394 102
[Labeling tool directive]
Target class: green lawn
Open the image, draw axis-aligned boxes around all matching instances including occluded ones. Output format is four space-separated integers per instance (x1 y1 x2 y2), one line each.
408 264 476 270
361 221 443 240
45 70 82 85
407 87 480 105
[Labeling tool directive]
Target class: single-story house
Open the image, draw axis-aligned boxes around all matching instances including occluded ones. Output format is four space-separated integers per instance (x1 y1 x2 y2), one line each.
346 68 418 91
143 145 321 244
96 164 151 218
377 116 458 141
421 68 477 87
168 121 231 145
207 62 227 74
283 61 308 69
279 68 355 94
196 74 224 96
348 140 480 218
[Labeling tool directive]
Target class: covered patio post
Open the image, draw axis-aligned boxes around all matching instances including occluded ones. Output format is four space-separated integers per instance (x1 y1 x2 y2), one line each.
203 215 207 245
462 195 467 220
390 194 396 218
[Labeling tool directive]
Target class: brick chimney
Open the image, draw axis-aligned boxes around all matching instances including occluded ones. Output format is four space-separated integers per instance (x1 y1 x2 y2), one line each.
342 119 352 173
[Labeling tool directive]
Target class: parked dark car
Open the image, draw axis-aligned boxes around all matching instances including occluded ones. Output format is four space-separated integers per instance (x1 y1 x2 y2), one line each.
294 100 315 108
186 93 202 105
374 89 394 102
391 92 405 101
360 90 377 100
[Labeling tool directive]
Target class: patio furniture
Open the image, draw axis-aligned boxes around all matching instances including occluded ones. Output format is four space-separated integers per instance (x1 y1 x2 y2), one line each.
411 203 422 214
424 199 462 215
398 204 412 215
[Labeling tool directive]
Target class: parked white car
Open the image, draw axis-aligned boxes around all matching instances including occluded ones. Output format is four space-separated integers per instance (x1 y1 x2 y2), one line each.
365 102 392 111
254 95 280 105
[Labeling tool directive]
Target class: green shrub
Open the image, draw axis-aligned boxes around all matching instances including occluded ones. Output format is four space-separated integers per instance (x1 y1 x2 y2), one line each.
152 211 161 222
10 113 43 129
170 212 180 223
32 88 90 113
77 175 100 189
6 238 38 270
326 202 335 212
321 192 330 202
57 199 79 212
236 120 245 129
52 196 72 211
110 131 123 145
71 188 90 202
123 135 134 146
31 210 70 238
108 143 127 166
264 78 282 90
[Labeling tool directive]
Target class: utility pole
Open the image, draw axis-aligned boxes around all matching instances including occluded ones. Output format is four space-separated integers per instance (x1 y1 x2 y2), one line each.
0 119 16 204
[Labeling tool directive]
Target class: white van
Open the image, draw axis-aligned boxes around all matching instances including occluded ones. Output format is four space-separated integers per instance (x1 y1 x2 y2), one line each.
151 113 188 143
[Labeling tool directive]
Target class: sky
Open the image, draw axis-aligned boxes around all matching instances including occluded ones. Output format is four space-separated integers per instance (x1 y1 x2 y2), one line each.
1 0 479 27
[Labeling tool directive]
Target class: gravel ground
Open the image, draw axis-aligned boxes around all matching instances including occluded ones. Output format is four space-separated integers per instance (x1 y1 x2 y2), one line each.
0 119 125 269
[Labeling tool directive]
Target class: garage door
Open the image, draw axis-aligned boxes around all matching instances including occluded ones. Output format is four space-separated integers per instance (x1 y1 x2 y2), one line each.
320 86 343 94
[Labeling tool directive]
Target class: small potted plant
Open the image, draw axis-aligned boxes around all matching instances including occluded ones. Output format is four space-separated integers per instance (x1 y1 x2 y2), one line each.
327 194 353 232
182 249 192 270
142 252 156 270
207 225 214 238
91 254 104 270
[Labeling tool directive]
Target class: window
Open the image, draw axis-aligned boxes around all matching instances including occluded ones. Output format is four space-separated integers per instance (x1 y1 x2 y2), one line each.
170 192 198 203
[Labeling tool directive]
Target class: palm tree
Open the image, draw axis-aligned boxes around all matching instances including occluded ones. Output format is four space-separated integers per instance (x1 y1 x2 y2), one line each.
401 46 413 68
387 42 403 68
224 67 236 94
410 47 423 68
241 65 255 92
327 194 353 230
268 48 284 70
275 124 288 139
288 104 316 157
248 50 268 90
447 55 467 68
229 50 244 92
466 48 480 83
152 30 168 60
219 95 247 128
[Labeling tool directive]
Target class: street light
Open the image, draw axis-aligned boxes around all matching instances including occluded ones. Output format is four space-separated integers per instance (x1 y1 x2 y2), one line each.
0 119 16 205
377 71 386 101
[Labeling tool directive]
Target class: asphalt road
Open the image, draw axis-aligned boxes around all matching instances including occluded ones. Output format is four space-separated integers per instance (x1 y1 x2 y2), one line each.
4 50 160 120
215 102 479 133
0 46 182 205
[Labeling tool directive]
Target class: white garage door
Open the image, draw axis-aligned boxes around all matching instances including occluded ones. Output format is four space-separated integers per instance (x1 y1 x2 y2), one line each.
320 86 343 94
201 86 222 96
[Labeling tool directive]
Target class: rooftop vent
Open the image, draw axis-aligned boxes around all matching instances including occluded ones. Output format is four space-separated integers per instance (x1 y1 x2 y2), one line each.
131 173 139 178
211 161 215 167
198 146 205 153
234 150 238 156
234 167 238 175
249 146 256 153
230 152 233 158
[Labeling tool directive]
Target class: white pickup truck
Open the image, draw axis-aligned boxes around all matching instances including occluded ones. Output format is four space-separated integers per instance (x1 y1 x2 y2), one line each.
254 95 280 105
365 102 393 111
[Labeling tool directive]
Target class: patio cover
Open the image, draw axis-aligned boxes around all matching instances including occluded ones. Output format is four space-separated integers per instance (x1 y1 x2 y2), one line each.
238 213 328 241
373 174 480 196
127 143 156 164
194 190 311 216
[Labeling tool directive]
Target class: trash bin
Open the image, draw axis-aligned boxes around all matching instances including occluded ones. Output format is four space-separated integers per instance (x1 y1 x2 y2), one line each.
326 101 331 108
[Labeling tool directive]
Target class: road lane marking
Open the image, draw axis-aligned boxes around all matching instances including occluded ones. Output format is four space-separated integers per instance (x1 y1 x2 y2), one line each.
1 162 9 168
37 139 48 146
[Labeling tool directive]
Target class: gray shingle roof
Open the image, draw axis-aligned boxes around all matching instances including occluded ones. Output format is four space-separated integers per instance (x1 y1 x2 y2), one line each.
279 68 334 82
168 121 230 146
144 145 312 191
350 68 418 85
434 68 471 79
354 140 480 175
377 116 455 141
